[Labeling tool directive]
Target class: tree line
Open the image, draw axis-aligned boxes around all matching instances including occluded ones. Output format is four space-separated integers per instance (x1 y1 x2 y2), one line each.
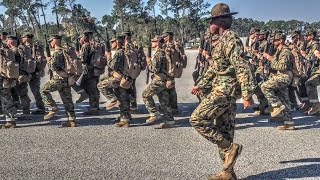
0 0 319 46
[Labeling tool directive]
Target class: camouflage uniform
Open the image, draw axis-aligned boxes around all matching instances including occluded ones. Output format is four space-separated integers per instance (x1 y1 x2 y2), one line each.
0 78 17 125
254 35 270 114
190 29 256 149
40 47 76 121
11 46 31 115
303 39 320 114
142 45 174 126
261 45 293 123
80 42 100 112
28 43 46 113
97 46 131 123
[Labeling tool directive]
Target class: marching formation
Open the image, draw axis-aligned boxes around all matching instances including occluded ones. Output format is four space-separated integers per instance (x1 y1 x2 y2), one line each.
0 2 319 179
0 27 187 129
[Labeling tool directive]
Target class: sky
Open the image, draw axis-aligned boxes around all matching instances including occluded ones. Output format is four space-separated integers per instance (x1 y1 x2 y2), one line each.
0 0 319 23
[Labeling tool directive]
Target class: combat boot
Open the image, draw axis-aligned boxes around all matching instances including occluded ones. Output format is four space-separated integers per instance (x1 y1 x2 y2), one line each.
222 143 243 171
83 109 99 116
277 124 295 131
207 170 237 180
271 105 286 118
307 103 320 115
114 121 130 127
76 92 89 104
146 112 161 124
2 121 17 129
172 108 181 115
31 109 46 115
299 102 310 113
156 121 175 129
105 100 120 110
44 110 58 120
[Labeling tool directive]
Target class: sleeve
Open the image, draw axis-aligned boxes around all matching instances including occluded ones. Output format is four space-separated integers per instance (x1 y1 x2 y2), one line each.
107 49 125 72
196 65 216 88
305 43 320 61
226 38 256 100
80 43 91 64
150 51 163 73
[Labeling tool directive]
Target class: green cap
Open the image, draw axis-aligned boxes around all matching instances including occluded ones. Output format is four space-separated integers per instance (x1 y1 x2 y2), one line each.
151 35 164 43
249 28 260 35
162 30 174 37
273 31 286 40
110 35 124 42
48 34 62 42
1 31 8 36
7 35 18 40
82 29 93 36
22 33 34 39
305 29 317 37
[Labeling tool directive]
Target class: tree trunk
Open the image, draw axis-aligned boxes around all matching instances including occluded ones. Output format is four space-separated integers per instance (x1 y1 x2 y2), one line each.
53 0 60 29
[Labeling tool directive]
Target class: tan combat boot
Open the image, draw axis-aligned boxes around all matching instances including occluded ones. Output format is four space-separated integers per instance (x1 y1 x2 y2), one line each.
105 100 120 110
75 92 89 104
114 121 130 127
2 121 17 129
146 113 161 124
156 121 176 129
277 124 295 131
44 110 58 120
271 105 286 118
307 103 320 115
222 143 243 171
207 170 237 180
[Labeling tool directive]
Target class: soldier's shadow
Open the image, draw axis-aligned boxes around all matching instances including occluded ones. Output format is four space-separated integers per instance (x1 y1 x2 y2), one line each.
244 158 320 180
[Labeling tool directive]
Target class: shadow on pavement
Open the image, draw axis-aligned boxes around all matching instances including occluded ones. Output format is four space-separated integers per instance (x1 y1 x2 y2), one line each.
244 164 320 180
280 158 320 164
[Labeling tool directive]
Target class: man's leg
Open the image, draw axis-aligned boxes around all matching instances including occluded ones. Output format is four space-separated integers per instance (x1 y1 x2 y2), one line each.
29 75 45 114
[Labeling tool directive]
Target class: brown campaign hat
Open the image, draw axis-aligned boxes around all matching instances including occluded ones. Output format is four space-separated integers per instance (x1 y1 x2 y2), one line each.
207 3 238 20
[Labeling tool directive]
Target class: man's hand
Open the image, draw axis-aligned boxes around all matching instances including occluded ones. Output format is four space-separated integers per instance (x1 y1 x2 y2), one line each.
105 52 111 59
191 86 203 96
263 53 271 61
243 98 254 109
46 57 51 62
146 57 151 65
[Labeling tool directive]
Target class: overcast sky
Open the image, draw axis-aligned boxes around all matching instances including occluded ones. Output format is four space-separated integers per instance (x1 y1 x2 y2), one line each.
0 0 319 23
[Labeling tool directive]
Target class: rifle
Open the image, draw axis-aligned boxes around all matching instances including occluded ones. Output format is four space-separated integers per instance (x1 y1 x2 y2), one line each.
105 27 111 53
146 33 152 84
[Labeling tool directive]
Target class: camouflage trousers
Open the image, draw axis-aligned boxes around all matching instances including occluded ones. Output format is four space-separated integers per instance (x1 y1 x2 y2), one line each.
40 75 75 118
255 67 269 110
29 74 45 110
305 73 320 103
97 77 131 121
261 73 291 118
142 79 173 122
0 78 17 121
168 85 178 109
82 75 100 110
190 93 236 145
127 79 137 108
12 82 31 114
97 76 118 102
297 76 309 102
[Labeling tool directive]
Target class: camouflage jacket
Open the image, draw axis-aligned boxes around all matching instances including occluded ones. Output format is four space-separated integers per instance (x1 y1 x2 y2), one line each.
107 47 125 74
305 40 320 62
150 47 168 79
12 47 28 75
198 29 256 100
80 42 91 64
49 48 66 72
270 45 293 72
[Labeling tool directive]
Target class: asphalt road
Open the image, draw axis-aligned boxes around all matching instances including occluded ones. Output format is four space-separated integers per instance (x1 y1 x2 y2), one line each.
0 50 319 180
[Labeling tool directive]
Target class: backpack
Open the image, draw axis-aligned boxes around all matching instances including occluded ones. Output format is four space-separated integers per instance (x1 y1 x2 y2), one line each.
63 46 83 75
290 45 304 77
124 44 141 79
33 44 47 72
18 45 36 73
165 43 184 78
0 46 19 79
90 42 107 76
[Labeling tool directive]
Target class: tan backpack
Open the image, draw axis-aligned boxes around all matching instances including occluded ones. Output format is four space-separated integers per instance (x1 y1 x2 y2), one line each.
90 42 107 76
165 43 184 78
0 47 19 79
18 45 37 73
124 45 141 79
63 46 83 75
